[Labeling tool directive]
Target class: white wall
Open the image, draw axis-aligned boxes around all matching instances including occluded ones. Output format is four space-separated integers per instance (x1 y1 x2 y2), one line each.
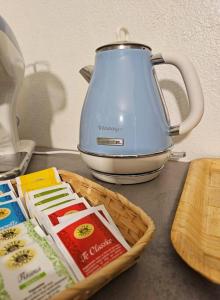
1 0 220 160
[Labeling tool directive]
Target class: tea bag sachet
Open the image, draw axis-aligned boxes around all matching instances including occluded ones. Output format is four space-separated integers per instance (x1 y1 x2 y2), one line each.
0 220 76 300
0 180 15 195
41 198 91 231
27 188 75 218
0 192 17 203
16 167 61 198
51 208 130 280
31 195 78 227
0 199 28 230
96 205 123 238
31 189 75 207
26 182 72 201
59 204 124 240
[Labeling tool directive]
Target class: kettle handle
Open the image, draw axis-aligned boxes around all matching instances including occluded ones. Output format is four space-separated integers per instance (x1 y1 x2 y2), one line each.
151 53 204 135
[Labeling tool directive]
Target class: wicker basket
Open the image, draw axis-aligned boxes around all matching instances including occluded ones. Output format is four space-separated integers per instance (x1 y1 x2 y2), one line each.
15 170 155 300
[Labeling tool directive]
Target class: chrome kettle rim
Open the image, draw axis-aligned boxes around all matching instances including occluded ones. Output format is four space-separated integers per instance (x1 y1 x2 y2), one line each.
77 145 172 159
96 42 152 52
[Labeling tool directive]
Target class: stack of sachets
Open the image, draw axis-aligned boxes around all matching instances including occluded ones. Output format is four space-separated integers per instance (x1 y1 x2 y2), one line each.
0 220 75 300
0 167 130 299
0 181 27 230
17 167 130 281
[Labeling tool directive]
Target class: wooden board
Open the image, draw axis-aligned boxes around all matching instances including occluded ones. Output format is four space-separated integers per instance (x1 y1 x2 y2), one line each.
171 158 220 284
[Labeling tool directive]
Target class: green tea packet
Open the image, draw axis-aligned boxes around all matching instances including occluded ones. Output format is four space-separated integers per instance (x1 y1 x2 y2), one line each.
33 195 78 226
27 189 77 219
27 182 72 200
0 220 76 300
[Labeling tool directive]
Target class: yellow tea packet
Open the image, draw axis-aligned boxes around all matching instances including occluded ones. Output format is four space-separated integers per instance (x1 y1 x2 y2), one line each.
16 168 61 198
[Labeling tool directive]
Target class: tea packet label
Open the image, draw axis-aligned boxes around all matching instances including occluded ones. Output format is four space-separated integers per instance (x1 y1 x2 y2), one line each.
0 181 15 195
0 199 27 230
0 220 76 300
16 167 61 197
0 192 17 203
0 241 75 299
59 204 125 242
52 209 130 280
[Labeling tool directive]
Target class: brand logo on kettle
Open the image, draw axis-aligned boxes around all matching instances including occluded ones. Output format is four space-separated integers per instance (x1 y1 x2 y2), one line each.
98 125 122 133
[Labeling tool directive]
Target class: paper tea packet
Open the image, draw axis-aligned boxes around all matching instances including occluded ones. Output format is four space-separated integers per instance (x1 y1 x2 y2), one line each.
0 192 17 203
41 198 91 231
29 193 79 225
0 199 28 230
51 208 130 280
0 220 76 300
27 188 76 218
31 189 75 207
16 167 61 198
26 182 72 201
59 204 124 240
0 180 15 195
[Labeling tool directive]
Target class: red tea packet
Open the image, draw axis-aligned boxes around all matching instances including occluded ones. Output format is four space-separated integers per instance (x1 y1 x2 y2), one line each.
52 209 130 280
59 204 123 240
43 198 90 228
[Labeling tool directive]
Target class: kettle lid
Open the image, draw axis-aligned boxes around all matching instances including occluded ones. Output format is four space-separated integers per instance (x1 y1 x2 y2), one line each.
96 27 151 52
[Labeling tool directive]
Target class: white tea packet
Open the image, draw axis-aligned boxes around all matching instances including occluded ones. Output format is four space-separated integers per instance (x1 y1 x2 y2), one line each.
0 220 76 300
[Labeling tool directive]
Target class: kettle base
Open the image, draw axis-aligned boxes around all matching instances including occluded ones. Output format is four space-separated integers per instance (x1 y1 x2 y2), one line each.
80 149 171 175
90 166 164 185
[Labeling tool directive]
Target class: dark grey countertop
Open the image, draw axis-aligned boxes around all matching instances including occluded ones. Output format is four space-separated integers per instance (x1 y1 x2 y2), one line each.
27 153 220 300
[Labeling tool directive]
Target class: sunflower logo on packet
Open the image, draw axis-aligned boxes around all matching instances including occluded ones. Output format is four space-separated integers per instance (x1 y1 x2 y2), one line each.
74 224 94 239
6 248 35 269
0 208 11 220
0 227 20 242
0 240 25 256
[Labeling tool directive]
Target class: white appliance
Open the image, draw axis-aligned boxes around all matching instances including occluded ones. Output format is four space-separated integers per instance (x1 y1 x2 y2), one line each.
0 16 35 179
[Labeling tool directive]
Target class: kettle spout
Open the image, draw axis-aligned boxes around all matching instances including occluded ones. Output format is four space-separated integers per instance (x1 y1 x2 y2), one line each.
79 65 94 83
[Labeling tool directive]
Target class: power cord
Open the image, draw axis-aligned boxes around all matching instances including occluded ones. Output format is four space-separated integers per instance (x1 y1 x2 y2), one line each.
33 149 79 155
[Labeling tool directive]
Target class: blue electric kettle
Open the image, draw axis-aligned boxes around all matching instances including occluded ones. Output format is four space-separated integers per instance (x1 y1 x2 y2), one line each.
79 28 204 184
